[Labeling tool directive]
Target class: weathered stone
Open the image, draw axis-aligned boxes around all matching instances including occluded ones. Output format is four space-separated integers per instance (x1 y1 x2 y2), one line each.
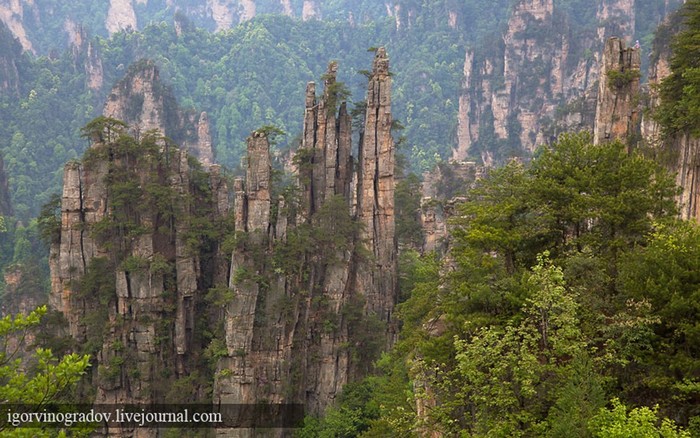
593 37 641 145
357 47 397 320
215 50 398 425
103 61 215 165
245 133 271 233
453 0 642 162
0 154 11 216
195 111 214 168
49 63 225 432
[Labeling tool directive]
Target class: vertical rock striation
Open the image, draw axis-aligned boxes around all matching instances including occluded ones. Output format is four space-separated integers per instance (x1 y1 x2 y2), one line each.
593 37 641 145
453 0 667 163
49 61 229 437
641 12 700 222
103 60 215 167
356 47 396 320
214 50 397 430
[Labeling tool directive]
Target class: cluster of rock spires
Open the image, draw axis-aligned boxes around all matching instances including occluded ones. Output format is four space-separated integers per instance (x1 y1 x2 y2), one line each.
48 48 395 436
215 47 397 433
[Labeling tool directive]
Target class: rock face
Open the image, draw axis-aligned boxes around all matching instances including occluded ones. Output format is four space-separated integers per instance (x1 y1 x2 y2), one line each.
0 0 32 52
453 0 671 163
593 37 641 145
49 62 229 437
214 49 397 433
106 0 138 35
103 60 214 167
0 153 11 216
67 22 104 92
641 12 700 222
0 20 23 96
420 160 482 254
356 48 396 320
50 51 396 436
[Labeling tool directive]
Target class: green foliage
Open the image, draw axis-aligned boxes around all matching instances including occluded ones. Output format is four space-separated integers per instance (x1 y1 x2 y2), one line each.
606 68 641 90
37 193 61 246
395 173 423 249
253 125 286 145
449 254 586 435
322 131 687 435
655 0 700 136
617 220 700 415
589 399 690 437
0 306 91 436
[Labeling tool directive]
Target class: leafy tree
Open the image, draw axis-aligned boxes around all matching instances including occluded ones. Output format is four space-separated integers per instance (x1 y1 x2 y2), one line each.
0 306 91 437
656 0 700 136
617 220 700 420
589 399 690 438
449 254 588 436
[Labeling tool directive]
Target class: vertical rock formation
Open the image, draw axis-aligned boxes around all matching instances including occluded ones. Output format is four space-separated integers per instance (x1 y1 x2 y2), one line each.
593 37 641 145
596 0 635 42
105 0 138 35
214 50 397 429
49 62 229 437
0 154 11 217
0 0 32 52
0 21 23 97
454 0 596 161
419 160 481 254
356 47 397 320
66 22 104 92
103 60 215 167
641 11 700 222
453 0 666 163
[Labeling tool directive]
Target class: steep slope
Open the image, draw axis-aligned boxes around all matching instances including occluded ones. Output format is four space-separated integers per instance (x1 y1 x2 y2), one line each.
641 2 700 222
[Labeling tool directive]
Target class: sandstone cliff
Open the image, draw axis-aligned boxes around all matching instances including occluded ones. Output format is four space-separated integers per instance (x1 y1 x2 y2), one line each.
640 11 700 222
453 0 672 163
66 22 104 92
593 37 641 145
0 20 23 97
103 60 214 167
213 49 397 435
49 51 396 436
49 62 229 437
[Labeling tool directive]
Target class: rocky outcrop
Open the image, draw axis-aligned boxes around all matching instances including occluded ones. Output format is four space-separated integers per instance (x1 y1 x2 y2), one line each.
593 37 641 145
49 63 229 437
356 48 397 320
420 160 482 254
67 22 104 92
0 0 32 52
0 153 11 216
0 20 23 96
105 0 137 35
103 60 214 167
455 0 595 161
214 49 397 430
641 10 700 222
452 0 666 163
50 50 396 436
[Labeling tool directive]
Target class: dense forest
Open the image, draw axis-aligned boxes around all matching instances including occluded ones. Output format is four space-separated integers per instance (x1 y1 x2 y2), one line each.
2 0 700 436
